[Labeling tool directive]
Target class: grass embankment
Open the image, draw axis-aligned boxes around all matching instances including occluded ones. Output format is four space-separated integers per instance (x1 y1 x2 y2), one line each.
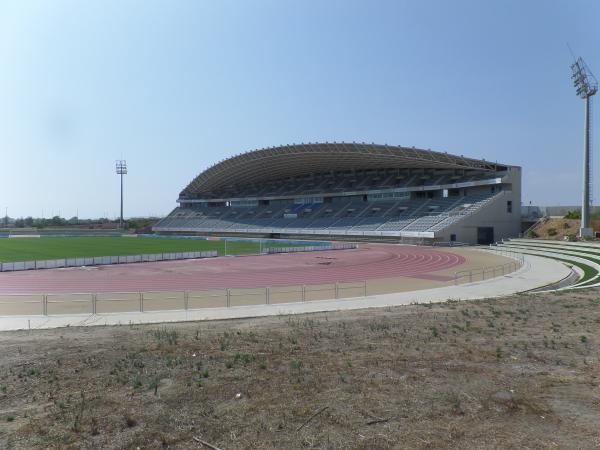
0 237 300 262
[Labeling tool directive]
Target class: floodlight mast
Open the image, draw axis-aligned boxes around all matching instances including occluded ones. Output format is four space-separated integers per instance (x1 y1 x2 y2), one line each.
115 160 127 229
571 57 598 237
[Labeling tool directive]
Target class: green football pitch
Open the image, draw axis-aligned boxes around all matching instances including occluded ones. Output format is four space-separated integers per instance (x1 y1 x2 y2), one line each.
0 237 298 263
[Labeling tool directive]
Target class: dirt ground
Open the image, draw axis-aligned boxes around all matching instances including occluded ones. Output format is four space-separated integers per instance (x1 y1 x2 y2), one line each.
1 289 600 449
529 218 581 240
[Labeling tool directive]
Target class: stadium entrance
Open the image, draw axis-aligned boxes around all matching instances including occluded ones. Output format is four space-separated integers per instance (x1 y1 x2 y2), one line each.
477 227 494 245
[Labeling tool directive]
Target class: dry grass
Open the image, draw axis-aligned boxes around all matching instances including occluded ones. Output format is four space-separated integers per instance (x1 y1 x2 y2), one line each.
530 218 581 240
1 289 600 449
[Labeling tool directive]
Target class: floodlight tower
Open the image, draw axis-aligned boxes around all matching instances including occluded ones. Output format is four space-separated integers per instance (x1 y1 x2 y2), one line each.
571 56 598 237
115 160 127 229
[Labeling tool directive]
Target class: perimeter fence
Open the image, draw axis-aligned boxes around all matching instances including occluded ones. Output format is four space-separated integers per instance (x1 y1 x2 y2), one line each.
453 249 525 285
0 243 357 273
0 251 218 273
264 243 356 254
0 282 371 316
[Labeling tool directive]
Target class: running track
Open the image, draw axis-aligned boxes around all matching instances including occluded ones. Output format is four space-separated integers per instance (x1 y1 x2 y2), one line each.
0 245 466 294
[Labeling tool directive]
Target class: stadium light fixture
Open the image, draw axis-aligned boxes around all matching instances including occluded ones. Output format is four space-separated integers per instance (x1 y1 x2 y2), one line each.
570 56 598 237
115 160 127 230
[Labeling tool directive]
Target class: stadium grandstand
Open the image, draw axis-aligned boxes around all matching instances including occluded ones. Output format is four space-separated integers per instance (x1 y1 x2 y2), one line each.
153 143 521 244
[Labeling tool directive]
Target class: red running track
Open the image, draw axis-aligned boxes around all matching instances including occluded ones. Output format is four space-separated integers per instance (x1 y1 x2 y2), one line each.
0 245 466 294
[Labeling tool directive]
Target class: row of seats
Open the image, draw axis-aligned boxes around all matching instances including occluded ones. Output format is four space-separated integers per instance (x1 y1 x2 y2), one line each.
155 192 498 234
194 172 498 200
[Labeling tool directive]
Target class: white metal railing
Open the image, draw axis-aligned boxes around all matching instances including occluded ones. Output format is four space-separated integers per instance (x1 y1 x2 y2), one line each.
0 243 358 273
263 243 356 254
0 251 218 272
453 250 525 285
0 281 370 317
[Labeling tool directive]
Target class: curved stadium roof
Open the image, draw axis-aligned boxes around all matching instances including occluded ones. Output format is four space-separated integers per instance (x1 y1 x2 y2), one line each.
180 143 507 199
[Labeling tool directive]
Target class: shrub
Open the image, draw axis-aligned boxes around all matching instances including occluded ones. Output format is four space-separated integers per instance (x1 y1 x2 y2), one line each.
151 327 179 345
563 222 571 229
496 346 503 359
547 228 557 237
290 359 303 370
124 414 137 428
526 229 538 239
564 210 581 219
565 234 577 242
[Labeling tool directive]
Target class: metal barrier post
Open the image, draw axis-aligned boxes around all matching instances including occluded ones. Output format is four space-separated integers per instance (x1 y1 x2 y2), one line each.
364 280 367 296
226 288 231 307
92 294 97 314
335 282 339 299
184 291 189 310
266 287 270 305
139 293 144 312
302 285 306 302
43 294 48 316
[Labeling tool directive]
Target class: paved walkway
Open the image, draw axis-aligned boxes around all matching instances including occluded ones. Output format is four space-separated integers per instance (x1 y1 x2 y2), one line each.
0 253 570 331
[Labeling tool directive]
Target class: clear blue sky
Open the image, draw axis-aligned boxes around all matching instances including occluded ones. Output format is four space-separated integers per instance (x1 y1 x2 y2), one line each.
0 0 598 219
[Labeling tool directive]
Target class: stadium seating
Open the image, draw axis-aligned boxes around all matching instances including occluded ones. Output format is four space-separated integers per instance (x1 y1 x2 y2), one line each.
157 143 521 244
155 187 500 236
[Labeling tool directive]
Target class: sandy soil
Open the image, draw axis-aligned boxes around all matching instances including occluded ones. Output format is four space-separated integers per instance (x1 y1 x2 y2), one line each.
1 288 599 449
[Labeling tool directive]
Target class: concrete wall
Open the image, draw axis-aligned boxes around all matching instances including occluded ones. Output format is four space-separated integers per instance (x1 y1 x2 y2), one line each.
435 166 522 244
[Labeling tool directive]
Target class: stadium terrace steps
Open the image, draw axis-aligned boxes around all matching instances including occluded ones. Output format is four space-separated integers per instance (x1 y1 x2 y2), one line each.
155 190 498 236
494 240 600 288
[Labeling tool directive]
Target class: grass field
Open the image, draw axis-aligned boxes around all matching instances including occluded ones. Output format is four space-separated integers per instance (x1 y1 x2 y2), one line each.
0 237 301 262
